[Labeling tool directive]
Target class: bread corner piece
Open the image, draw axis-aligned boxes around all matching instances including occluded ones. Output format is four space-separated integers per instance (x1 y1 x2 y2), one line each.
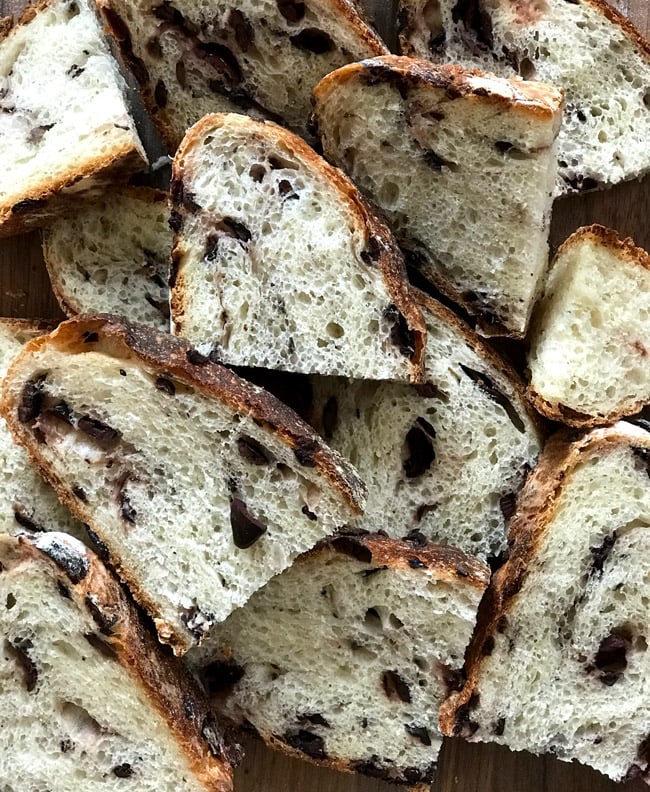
0 530 235 791
439 422 650 784
528 224 650 427
42 186 172 331
312 55 563 338
170 112 426 382
188 532 490 789
397 0 650 196
0 0 147 237
0 314 366 654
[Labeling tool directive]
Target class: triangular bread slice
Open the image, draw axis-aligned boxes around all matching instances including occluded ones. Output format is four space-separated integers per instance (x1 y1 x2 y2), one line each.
97 0 388 147
528 225 650 427
43 187 172 331
439 423 650 784
0 0 146 237
170 112 426 382
0 530 234 791
312 56 563 337
188 532 490 789
397 0 650 195
0 315 366 653
309 290 543 562
0 319 85 541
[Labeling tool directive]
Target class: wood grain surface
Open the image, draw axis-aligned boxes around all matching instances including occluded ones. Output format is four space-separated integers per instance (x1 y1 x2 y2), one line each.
0 0 648 790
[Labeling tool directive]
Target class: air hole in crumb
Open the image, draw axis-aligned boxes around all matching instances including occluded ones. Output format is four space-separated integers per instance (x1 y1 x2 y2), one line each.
5 593 15 609
364 607 382 632
389 613 404 629
325 322 344 339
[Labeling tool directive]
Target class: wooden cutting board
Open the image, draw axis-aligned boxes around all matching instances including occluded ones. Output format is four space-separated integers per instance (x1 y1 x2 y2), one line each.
0 0 648 790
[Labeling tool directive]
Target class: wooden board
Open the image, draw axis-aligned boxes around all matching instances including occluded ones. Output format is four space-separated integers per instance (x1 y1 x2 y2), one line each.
0 0 648 790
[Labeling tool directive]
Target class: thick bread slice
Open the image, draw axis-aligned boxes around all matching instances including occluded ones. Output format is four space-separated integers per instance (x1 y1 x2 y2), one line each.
0 0 147 237
312 56 563 337
170 113 426 382
43 187 172 331
397 0 650 195
439 423 650 783
528 225 650 427
0 531 234 791
97 0 388 148
0 319 85 542
309 290 543 561
0 315 366 654
188 532 490 789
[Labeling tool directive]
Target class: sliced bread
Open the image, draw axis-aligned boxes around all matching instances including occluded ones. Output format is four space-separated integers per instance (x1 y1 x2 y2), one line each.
0 0 147 237
0 319 85 542
0 530 234 791
170 112 426 382
397 0 650 195
43 187 172 331
97 0 388 147
0 315 366 654
309 290 543 561
189 532 490 789
312 56 563 337
439 422 650 783
527 225 650 427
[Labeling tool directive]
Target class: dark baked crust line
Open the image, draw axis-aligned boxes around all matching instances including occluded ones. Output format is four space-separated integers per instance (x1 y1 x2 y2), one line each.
170 112 427 382
0 532 234 791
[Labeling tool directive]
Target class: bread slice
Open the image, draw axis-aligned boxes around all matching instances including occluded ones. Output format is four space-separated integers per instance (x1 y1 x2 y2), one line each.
0 0 147 237
0 319 85 542
43 187 172 331
397 0 650 195
170 112 426 382
188 532 490 789
0 315 366 654
312 56 563 337
309 290 543 561
527 225 650 427
439 422 650 783
96 0 388 148
0 530 234 791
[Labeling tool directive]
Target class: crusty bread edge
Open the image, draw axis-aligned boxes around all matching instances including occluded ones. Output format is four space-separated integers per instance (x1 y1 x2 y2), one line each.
42 186 170 319
216 532 490 790
0 314 368 653
438 422 650 738
0 0 147 237
169 112 427 381
1 531 235 791
527 224 650 427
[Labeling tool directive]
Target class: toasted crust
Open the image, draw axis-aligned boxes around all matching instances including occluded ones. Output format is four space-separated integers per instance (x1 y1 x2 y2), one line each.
438 422 650 736
97 0 388 151
0 315 367 652
312 55 565 123
0 531 234 791
170 112 427 381
527 224 650 428
42 186 169 319
232 531 490 791
0 0 147 237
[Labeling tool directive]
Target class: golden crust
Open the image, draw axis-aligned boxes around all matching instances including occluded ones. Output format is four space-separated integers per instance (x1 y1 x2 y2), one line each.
170 112 427 382
42 185 169 320
0 531 234 791
0 144 147 238
313 55 565 122
438 423 650 736
0 315 367 652
527 224 650 428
